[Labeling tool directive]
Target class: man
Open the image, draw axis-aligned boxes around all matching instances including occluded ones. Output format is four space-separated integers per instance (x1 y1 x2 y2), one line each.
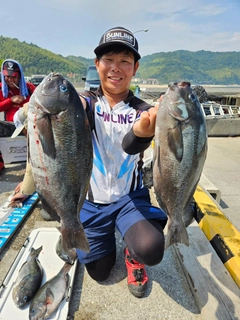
0 59 35 122
76 26 167 298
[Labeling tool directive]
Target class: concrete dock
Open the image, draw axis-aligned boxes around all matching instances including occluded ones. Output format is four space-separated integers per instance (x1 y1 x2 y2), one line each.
0 137 240 320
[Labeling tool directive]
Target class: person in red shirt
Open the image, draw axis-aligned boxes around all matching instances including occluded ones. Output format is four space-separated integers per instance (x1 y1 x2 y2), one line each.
0 59 36 122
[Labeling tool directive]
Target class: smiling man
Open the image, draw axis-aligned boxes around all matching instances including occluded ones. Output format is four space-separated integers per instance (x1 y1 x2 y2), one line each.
76 26 168 298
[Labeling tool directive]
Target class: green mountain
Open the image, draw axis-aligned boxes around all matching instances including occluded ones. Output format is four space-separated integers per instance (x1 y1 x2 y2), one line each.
0 36 240 85
138 50 240 85
0 36 88 81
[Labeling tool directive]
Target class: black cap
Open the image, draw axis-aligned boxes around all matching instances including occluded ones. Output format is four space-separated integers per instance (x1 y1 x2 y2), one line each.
2 60 20 77
94 27 141 60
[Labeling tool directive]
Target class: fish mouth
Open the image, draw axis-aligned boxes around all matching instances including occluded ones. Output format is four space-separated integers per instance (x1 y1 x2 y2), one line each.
39 72 69 96
33 73 69 115
168 81 191 89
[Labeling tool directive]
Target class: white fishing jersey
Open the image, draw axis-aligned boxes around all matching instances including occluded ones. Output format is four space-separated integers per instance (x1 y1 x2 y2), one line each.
82 88 152 204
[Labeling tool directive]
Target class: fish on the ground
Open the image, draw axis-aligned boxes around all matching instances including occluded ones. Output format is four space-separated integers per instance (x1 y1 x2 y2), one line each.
55 234 77 265
28 72 93 253
29 262 72 320
153 82 208 249
12 246 43 308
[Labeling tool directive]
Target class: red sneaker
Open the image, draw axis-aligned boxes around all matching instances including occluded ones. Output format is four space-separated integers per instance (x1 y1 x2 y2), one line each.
124 247 148 298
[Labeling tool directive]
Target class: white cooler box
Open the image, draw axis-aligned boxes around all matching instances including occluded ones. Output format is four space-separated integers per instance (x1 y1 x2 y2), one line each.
0 136 27 163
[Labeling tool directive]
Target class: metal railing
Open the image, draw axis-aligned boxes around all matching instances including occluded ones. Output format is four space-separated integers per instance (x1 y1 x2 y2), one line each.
201 102 240 118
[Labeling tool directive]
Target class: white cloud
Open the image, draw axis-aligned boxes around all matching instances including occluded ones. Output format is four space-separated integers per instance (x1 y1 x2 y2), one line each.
0 0 239 57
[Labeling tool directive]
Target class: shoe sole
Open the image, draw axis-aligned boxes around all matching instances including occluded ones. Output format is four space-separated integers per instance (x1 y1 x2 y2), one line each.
128 283 148 298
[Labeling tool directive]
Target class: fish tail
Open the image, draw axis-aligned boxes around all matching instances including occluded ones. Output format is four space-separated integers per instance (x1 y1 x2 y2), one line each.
61 224 90 253
31 245 43 257
165 220 189 249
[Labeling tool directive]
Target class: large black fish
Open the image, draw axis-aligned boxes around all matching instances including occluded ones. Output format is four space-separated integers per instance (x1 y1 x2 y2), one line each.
28 73 92 252
153 82 207 249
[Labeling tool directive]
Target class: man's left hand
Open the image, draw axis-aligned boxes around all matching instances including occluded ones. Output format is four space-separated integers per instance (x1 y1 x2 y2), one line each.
133 105 158 138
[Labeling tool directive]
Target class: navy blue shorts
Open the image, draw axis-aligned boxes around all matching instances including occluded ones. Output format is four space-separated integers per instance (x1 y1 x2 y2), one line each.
76 187 167 264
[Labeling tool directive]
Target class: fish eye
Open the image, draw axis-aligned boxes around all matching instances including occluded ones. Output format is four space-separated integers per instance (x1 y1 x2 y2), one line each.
23 295 28 302
188 93 196 101
30 308 35 315
60 84 68 93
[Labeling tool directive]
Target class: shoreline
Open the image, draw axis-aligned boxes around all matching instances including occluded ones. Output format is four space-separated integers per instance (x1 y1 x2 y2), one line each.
138 84 240 94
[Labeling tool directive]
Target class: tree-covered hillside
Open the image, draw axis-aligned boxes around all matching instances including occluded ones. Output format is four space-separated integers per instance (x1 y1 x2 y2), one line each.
0 36 240 84
0 36 87 81
138 50 240 85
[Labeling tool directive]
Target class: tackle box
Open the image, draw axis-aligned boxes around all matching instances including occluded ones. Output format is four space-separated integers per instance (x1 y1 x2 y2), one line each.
0 136 27 163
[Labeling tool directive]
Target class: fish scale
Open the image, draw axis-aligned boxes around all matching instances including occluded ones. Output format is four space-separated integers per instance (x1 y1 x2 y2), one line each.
153 82 208 249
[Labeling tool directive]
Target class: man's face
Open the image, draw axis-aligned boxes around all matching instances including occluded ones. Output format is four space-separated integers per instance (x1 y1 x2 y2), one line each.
4 75 19 89
95 51 139 95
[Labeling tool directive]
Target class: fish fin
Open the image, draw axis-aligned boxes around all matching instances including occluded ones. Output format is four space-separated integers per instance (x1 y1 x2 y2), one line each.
165 220 189 249
36 115 56 159
61 222 90 253
168 123 183 162
18 274 31 287
46 287 54 305
18 261 27 272
30 245 43 257
156 145 161 169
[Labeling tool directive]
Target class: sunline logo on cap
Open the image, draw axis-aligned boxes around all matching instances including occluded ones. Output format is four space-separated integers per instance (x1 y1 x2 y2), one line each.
94 26 141 60
104 29 135 47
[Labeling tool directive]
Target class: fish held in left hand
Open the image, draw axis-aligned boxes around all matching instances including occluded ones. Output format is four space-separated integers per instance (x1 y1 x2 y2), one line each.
153 82 207 249
28 73 93 252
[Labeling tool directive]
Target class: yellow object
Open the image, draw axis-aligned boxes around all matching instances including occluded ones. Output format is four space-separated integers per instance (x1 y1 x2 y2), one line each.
194 185 240 288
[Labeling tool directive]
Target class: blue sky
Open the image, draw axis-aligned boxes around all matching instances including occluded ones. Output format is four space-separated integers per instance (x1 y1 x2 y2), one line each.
1 0 239 59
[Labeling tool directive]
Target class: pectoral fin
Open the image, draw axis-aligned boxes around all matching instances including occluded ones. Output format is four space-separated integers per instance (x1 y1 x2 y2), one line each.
46 287 54 305
168 122 183 162
18 274 31 287
36 115 56 159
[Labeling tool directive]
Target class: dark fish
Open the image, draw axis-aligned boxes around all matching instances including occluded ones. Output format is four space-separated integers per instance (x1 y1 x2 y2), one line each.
29 263 72 320
28 73 92 252
12 246 43 308
55 234 77 265
153 82 207 249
